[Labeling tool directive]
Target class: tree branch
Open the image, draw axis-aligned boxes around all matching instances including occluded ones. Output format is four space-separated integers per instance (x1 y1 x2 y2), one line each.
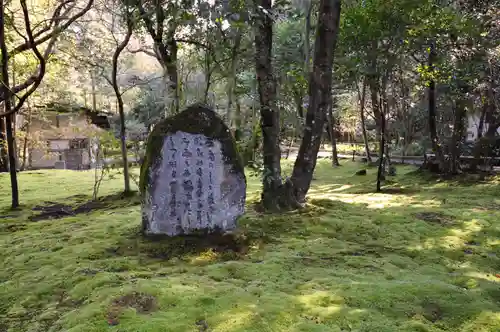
0 0 48 118
9 0 94 56
31 0 74 39
111 11 134 100
175 38 210 50
1 0 93 103
127 46 157 58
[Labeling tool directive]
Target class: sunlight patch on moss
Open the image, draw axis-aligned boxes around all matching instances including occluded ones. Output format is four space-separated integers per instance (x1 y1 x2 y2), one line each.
459 311 500 332
309 192 405 209
212 308 256 330
189 249 221 266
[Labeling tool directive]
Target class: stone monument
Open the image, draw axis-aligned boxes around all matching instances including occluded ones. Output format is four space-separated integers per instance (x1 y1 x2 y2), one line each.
139 104 246 236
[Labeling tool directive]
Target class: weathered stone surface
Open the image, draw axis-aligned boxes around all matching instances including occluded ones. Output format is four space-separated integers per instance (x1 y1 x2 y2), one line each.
140 104 246 236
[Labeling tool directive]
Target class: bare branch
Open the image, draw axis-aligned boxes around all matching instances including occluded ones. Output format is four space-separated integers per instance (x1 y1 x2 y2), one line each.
10 0 94 56
127 46 157 58
0 0 49 117
0 0 93 103
31 0 74 39
175 38 210 50
120 75 164 95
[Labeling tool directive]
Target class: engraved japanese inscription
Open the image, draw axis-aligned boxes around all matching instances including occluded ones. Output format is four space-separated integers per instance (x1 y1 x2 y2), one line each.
140 105 246 236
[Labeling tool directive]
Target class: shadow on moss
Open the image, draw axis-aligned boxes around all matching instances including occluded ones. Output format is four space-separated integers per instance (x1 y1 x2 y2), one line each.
103 228 262 263
28 192 141 222
99 202 331 264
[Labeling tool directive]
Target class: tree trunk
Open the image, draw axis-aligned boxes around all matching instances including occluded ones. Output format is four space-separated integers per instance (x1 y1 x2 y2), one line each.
294 89 304 118
376 110 385 192
286 126 296 159
356 77 371 162
91 70 97 112
327 98 339 166
255 0 282 208
226 29 242 127
203 50 212 103
477 102 486 140
303 0 313 78
110 14 133 194
164 39 179 114
0 2 20 207
427 40 446 172
20 103 32 171
286 0 342 203
234 98 242 134
380 74 392 175
448 99 466 174
0 117 7 172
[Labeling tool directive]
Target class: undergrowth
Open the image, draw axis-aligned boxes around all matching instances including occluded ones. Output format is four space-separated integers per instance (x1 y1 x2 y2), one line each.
0 161 499 332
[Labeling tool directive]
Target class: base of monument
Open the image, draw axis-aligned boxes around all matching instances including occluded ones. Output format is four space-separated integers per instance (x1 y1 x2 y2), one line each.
141 222 238 238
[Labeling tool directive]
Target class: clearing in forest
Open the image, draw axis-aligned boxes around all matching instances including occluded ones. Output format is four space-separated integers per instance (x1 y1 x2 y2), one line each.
0 161 499 332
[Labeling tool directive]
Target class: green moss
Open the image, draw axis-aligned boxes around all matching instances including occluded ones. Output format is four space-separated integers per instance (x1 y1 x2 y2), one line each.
1 162 500 331
139 104 245 194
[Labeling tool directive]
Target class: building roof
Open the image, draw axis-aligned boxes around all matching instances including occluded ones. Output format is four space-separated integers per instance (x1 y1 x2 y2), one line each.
33 102 111 129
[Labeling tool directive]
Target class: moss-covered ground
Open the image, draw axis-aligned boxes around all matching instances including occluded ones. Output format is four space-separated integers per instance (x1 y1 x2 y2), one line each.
1 161 499 332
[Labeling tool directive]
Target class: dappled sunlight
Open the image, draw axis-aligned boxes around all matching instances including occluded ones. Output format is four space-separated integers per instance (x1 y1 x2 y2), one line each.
418 221 484 250
308 183 354 194
436 235 468 248
459 311 500 332
464 271 500 283
212 308 256 331
413 199 443 208
189 249 220 266
296 291 344 319
487 238 500 246
330 184 353 192
309 191 405 209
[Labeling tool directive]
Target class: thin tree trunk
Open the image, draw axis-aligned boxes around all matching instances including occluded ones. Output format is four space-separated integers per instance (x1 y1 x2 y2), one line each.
0 117 7 172
356 77 371 162
21 103 32 171
234 98 242 134
327 99 339 166
427 40 446 172
449 99 466 174
226 29 242 127
376 110 385 192
286 126 296 159
110 14 133 194
0 2 20 207
11 58 19 170
165 37 179 114
294 89 304 118
91 70 97 112
303 0 313 78
287 0 342 203
380 74 392 174
202 28 212 104
477 93 488 140
255 0 282 209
